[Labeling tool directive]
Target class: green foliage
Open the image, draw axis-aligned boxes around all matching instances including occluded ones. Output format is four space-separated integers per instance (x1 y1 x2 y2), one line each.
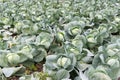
0 0 120 80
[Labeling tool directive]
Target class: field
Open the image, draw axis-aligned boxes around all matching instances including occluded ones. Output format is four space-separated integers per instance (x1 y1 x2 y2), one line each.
0 0 120 80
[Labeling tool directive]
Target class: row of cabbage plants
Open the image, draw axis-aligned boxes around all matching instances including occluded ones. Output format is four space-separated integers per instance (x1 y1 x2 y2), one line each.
0 0 120 80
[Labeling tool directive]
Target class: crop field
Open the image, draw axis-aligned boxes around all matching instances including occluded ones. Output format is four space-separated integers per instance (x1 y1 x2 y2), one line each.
0 0 120 80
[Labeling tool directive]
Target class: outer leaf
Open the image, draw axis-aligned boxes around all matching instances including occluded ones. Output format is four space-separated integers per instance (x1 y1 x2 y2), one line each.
56 69 70 80
33 48 47 62
0 54 8 67
2 66 25 77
